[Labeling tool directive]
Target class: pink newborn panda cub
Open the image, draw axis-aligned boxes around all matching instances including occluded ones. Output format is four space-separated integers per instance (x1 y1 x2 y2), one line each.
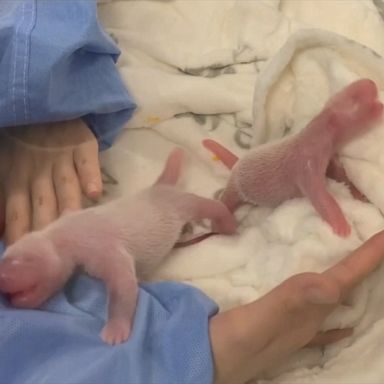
204 79 383 237
0 148 236 345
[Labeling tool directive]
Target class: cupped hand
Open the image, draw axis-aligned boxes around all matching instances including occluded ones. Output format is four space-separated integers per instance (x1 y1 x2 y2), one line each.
210 230 384 384
0 119 102 244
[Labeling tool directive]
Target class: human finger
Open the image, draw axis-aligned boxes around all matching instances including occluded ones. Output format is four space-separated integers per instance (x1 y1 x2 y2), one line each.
324 230 384 297
53 153 82 214
210 272 341 384
74 138 102 200
4 176 31 245
31 165 57 230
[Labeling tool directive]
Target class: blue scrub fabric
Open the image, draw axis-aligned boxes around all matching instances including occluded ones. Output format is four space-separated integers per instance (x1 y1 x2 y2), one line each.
0 0 136 150
0 270 218 384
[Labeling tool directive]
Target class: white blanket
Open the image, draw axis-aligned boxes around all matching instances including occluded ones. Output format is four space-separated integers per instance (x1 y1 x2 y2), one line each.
98 0 384 382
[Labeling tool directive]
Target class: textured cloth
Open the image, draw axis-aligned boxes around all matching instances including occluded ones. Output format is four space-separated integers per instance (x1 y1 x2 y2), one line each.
0 266 217 384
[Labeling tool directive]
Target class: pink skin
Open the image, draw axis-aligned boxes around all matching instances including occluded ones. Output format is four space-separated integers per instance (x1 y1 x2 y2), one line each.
0 148 236 345
203 79 383 237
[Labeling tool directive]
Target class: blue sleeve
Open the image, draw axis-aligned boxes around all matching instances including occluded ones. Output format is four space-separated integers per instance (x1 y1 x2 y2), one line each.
0 0 136 150
0 272 218 384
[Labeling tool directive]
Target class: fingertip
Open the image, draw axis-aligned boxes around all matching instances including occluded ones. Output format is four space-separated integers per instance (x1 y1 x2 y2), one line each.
202 138 214 147
334 223 351 238
85 182 103 200
74 150 103 200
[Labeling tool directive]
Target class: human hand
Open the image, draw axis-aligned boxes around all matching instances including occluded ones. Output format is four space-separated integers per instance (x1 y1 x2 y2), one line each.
210 230 384 384
0 119 103 244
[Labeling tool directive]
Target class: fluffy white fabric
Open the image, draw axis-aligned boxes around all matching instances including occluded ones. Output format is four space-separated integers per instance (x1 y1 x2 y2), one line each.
98 0 384 381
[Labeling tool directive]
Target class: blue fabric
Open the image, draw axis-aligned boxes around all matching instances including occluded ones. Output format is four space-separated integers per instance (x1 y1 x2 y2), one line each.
0 241 217 384
0 0 136 150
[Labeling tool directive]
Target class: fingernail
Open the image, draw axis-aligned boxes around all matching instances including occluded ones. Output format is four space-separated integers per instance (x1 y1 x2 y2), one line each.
87 183 101 199
87 183 98 193
306 287 338 305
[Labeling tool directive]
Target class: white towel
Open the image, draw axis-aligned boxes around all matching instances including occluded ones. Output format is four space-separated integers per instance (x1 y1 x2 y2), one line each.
98 1 384 382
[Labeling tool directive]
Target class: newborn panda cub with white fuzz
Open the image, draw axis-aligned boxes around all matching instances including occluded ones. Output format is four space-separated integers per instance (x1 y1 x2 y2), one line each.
0 149 236 345
204 79 383 237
